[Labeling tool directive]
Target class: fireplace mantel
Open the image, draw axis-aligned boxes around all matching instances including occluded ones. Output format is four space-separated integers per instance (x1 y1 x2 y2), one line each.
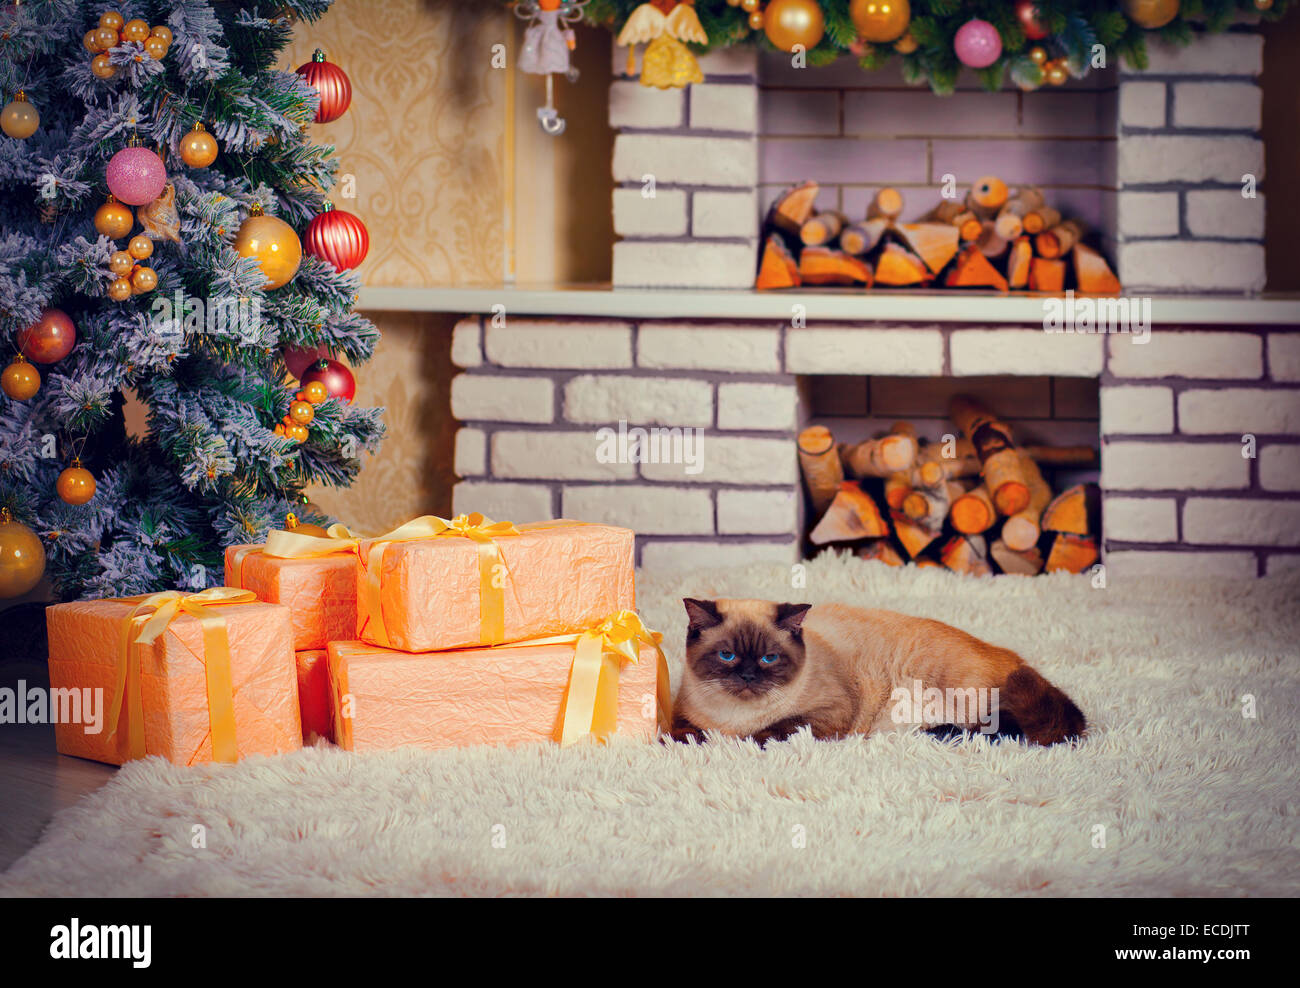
356 285 1300 326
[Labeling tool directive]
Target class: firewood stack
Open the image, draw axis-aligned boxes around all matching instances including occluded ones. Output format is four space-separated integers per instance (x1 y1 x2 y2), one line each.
757 178 1120 295
797 396 1101 577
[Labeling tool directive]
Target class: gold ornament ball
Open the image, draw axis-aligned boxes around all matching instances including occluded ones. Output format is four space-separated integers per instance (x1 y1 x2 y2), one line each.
151 25 174 45
94 26 119 51
95 197 134 239
234 213 302 290
748 11 764 29
109 250 134 275
128 234 153 259
180 122 219 168
131 265 158 293
107 276 133 301
1029 45 1049 65
851 0 911 44
122 18 150 43
144 35 169 60
285 422 310 443
1045 60 1069 86
2 356 40 401
56 463 96 506
99 11 125 31
303 380 330 404
763 0 826 53
741 0 760 10
0 510 46 599
84 30 103 53
289 400 315 425
1 94 39 140
91 53 117 79
1123 0 1180 29
894 31 918 54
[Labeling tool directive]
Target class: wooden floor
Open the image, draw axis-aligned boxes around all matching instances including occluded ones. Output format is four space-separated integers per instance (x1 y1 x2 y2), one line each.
0 659 116 872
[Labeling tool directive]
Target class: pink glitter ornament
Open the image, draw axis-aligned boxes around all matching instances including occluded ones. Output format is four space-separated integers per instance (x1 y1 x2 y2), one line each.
954 18 1002 69
105 146 167 206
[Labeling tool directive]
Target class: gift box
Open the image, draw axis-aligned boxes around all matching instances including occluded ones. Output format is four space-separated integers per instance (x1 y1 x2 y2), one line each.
225 541 357 651
45 589 302 766
296 649 333 743
328 612 669 751
355 516 635 653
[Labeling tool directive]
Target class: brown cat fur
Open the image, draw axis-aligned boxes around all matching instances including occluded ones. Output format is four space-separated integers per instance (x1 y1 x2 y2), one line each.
674 598 1086 746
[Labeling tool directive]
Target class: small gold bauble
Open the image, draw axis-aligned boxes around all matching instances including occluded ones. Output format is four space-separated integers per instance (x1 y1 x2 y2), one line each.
99 11 125 31
84 30 103 53
233 213 302 290
748 11 764 29
109 250 134 275
1 92 39 140
131 265 158 293
1122 0 1180 30
1045 60 1069 86
122 19 150 43
303 380 330 404
180 122 219 168
143 35 168 60
128 234 153 259
1029 46 1049 65
91 53 117 79
93 26 119 51
0 508 46 598
894 31 918 54
851 0 911 44
107 276 133 301
95 197 134 239
2 356 40 401
151 25 174 45
741 0 760 10
285 422 310 443
289 400 315 425
56 461 96 506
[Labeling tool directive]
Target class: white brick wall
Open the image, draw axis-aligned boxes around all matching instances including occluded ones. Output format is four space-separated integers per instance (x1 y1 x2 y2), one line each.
454 427 486 477
1140 34 1263 75
1100 385 1175 435
612 188 689 237
1116 241 1266 293
1268 334 1300 382
716 382 798 431
612 134 758 186
1265 554 1300 575
613 241 757 290
1117 135 1263 185
1260 445 1300 491
1178 389 1300 435
1107 332 1263 379
451 374 553 423
1184 190 1265 240
717 489 799 535
640 540 797 571
641 435 796 485
608 81 684 130
1118 192 1179 239
1119 81 1165 128
452 481 554 523
1102 441 1250 490
451 318 481 368
1103 497 1178 542
561 485 714 536
690 84 759 132
638 324 781 371
786 327 944 375
485 321 633 369
491 431 636 481
1183 498 1300 546
693 190 758 239
563 375 714 427
1172 82 1261 130
950 330 1104 377
1105 550 1257 580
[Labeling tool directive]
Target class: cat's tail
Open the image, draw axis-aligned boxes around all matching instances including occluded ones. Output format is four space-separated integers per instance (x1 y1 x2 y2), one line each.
998 665 1087 745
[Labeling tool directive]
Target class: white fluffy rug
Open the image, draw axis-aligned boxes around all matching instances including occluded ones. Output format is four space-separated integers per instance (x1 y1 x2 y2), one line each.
4 555 1299 897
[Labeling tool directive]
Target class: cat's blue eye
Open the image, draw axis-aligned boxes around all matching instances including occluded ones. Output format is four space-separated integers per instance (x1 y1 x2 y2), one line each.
759 653 779 665
717 651 737 664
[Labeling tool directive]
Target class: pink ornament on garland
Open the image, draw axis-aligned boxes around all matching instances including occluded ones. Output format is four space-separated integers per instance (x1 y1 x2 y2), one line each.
954 18 1002 69
105 146 167 205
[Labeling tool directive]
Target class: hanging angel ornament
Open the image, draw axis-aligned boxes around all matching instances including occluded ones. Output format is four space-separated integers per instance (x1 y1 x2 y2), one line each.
516 0 590 136
618 1 707 90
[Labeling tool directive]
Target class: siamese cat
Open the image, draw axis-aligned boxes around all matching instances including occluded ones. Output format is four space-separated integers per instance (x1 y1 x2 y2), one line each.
674 598 1086 746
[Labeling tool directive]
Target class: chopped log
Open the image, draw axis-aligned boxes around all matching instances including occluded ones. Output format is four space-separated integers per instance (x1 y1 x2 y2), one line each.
1028 257 1066 292
840 218 890 256
994 208 1024 241
991 539 1045 576
1001 187 1046 221
857 540 905 567
873 243 931 286
756 235 800 290
1045 533 1099 574
1024 445 1096 468
884 471 912 510
950 483 997 534
800 212 845 247
974 223 1009 259
1073 243 1121 295
797 425 844 516
957 213 984 242
896 222 961 275
925 200 965 224
916 442 980 486
1007 236 1033 289
1035 218 1085 259
867 187 905 220
799 247 873 286
967 176 1009 214
1001 454 1052 552
768 181 820 237
941 534 993 577
1041 483 1094 536
893 511 940 558
945 247 1009 291
902 482 953 531
809 482 890 544
949 394 1030 516
1022 206 1060 235
843 427 918 477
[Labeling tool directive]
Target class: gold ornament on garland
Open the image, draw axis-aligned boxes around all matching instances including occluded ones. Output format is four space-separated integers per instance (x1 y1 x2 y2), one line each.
1 91 40 140
56 459 96 506
2 354 40 401
107 277 133 301
1044 59 1069 86
234 203 302 290
894 31 918 55
1123 0 1180 30
851 0 911 45
1029 45 1049 66
764 0 826 53
128 234 153 260
180 121 219 169
94 195 134 239
0 507 46 599
85 11 171 77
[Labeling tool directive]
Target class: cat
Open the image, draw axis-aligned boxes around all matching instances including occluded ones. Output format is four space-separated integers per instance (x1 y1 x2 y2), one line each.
673 598 1086 747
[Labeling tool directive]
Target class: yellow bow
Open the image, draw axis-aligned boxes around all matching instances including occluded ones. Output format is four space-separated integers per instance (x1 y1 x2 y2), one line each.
107 587 258 764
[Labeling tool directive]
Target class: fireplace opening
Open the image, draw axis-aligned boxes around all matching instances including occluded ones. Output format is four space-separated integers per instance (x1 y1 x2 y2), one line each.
796 374 1102 576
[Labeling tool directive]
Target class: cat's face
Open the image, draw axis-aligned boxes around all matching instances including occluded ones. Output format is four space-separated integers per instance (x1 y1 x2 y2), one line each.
683 598 812 700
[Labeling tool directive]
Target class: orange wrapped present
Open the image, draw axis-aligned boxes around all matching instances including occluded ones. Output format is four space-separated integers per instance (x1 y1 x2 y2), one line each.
296 649 333 743
45 588 302 766
355 514 635 653
225 526 359 651
329 611 671 751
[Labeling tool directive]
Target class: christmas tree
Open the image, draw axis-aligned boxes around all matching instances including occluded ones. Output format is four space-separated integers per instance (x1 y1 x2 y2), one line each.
0 0 383 602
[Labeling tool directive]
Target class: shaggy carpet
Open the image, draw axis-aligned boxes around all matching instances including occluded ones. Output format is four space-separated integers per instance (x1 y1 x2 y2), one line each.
3 555 1298 897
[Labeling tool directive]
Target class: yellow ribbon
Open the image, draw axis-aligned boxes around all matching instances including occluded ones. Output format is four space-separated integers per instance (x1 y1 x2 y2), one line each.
227 524 358 589
106 587 258 764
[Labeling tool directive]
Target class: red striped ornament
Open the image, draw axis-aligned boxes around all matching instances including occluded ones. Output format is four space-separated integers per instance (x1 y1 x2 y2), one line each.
304 203 370 272
295 49 352 124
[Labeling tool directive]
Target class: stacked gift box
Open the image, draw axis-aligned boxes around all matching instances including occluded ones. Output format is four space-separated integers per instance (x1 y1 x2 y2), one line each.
45 515 668 767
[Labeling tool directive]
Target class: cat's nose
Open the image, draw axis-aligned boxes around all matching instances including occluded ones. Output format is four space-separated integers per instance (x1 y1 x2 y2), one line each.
738 668 758 683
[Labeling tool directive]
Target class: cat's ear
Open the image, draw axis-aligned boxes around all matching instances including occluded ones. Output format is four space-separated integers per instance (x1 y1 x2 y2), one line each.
683 598 723 632
775 602 812 635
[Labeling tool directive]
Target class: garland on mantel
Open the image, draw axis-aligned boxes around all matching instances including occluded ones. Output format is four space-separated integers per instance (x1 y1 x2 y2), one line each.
506 1 1295 94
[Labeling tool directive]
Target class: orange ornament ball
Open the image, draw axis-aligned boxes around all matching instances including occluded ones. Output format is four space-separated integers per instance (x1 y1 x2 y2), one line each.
109 250 134 275
2 356 40 401
143 35 168 60
99 11 125 31
56 463 96 506
1123 0 1180 29
128 234 153 259
94 197 134 239
180 122 219 168
151 25 174 45
850 0 911 44
233 211 302 290
107 277 133 301
0 509 45 598
93 26 119 51
122 18 150 42
285 422 310 443
91 53 117 79
288 400 315 425
763 0 825 52
83 30 103 53
131 265 158 293
303 380 330 404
